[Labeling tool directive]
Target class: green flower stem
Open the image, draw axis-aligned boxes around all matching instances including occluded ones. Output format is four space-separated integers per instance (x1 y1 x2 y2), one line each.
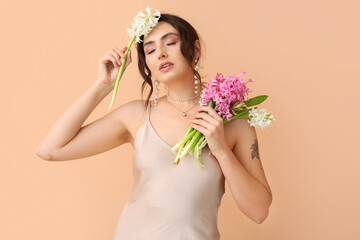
179 130 203 160
108 13 157 110
176 99 215 165
197 135 206 155
178 134 196 160
223 107 259 124
193 135 206 167
194 141 205 168
173 127 196 164
174 140 186 164
171 126 196 151
108 36 135 110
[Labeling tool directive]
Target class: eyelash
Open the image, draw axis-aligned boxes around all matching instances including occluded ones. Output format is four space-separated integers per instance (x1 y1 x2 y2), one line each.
147 42 176 54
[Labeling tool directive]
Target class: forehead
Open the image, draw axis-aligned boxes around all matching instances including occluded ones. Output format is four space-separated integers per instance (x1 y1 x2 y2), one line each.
143 21 179 42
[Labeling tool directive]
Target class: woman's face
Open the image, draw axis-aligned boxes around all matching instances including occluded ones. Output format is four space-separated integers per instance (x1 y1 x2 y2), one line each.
143 21 192 83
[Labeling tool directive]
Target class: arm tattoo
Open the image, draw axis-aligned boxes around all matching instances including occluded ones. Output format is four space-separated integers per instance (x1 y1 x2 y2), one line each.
250 139 264 171
251 139 260 160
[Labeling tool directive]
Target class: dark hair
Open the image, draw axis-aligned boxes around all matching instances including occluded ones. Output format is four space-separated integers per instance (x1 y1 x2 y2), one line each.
135 13 206 111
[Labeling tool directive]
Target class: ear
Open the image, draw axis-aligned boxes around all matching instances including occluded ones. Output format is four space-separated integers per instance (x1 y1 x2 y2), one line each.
194 39 201 60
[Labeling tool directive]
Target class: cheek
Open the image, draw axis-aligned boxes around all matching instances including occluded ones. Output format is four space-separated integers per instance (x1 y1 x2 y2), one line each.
145 58 159 79
145 58 155 71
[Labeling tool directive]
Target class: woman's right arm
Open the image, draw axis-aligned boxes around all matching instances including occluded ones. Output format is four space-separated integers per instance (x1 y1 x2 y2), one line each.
35 46 133 161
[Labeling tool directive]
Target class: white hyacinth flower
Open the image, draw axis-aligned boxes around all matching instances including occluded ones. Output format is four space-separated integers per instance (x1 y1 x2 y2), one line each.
126 6 161 43
108 7 160 110
247 107 275 129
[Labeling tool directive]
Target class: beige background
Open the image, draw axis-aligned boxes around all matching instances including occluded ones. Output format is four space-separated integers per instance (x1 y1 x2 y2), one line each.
1 0 359 239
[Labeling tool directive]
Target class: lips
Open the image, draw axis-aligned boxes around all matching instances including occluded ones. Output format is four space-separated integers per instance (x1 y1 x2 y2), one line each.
159 61 174 70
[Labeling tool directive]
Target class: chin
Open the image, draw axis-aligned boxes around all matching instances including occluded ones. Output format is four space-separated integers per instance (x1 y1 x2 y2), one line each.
157 73 178 83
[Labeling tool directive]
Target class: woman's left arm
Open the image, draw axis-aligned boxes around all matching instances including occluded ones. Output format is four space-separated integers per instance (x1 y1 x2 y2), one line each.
190 106 273 224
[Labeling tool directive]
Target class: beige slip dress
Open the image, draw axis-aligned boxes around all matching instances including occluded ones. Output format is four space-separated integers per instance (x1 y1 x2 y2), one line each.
111 102 226 240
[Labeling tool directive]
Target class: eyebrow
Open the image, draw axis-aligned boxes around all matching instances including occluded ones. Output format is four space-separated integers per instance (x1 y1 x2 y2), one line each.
143 32 179 47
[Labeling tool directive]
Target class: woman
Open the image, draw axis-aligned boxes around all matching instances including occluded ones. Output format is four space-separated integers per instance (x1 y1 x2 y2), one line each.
36 13 272 240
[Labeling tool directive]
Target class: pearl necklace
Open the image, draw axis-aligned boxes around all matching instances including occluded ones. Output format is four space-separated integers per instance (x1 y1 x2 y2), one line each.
165 86 204 116
166 92 202 117
166 92 200 102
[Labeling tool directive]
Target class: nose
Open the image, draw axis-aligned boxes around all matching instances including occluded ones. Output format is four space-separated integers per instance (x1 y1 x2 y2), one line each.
157 46 167 59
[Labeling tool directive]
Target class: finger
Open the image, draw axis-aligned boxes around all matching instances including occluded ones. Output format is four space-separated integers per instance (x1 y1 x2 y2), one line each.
108 54 118 67
113 48 123 63
193 112 212 123
110 50 121 65
190 121 209 136
198 106 222 121
198 106 217 113
191 118 208 128
192 112 218 127
99 51 113 64
126 50 132 63
192 118 218 136
115 47 126 59
121 50 131 68
98 55 109 64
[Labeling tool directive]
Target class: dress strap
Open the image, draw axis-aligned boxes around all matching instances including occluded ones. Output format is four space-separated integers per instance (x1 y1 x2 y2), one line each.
147 102 151 122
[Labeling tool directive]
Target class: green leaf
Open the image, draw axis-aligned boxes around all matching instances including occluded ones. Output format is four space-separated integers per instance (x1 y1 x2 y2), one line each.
245 95 268 107
236 108 253 115
208 99 215 108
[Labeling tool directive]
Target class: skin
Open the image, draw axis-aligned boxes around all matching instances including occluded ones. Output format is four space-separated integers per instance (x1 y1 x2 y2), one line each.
36 20 272 224
143 21 201 103
142 22 273 223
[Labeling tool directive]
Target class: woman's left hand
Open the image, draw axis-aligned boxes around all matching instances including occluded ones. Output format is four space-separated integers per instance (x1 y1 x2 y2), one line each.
190 106 230 156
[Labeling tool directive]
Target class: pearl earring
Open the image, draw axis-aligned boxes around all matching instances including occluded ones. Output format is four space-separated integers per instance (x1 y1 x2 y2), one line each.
194 59 199 94
154 80 159 106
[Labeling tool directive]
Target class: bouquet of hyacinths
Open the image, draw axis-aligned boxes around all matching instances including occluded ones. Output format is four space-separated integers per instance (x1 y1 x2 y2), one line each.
108 7 161 110
171 72 275 167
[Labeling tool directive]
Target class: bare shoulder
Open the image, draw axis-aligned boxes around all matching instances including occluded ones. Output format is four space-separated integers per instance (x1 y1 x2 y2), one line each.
112 99 148 145
224 118 253 150
112 99 146 124
115 99 146 114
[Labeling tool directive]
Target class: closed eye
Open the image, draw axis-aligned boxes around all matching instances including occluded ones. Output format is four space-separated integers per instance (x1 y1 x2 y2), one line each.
147 42 177 55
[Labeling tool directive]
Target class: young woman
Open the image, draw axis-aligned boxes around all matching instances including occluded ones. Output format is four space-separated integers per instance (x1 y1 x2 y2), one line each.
36 13 272 240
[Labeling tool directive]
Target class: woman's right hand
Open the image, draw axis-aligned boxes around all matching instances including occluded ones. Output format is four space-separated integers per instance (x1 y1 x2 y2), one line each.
96 46 132 89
